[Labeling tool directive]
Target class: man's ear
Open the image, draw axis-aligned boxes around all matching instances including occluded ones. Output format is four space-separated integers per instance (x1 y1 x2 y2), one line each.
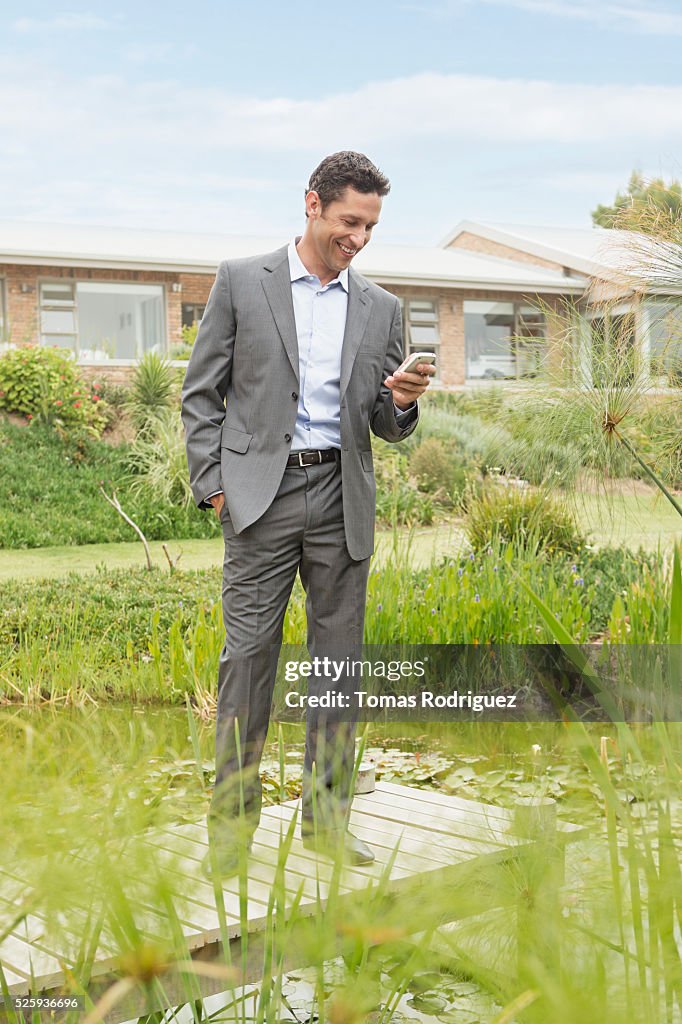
305 190 322 220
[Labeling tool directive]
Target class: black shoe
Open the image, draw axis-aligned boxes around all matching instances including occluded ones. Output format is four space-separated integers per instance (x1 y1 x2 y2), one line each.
301 829 375 866
201 841 252 880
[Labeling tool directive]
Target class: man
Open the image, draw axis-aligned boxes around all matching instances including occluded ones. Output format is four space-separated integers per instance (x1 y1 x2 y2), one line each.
181 151 434 878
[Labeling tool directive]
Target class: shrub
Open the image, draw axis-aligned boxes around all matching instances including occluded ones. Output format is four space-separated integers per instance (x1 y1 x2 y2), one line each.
479 431 583 487
372 440 435 525
408 437 471 505
573 545 663 633
464 482 586 556
628 394 682 488
126 408 194 507
170 322 199 361
0 345 108 436
125 352 179 428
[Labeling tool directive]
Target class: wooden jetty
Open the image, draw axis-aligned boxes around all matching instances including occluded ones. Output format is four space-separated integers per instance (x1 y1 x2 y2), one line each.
0 781 586 1022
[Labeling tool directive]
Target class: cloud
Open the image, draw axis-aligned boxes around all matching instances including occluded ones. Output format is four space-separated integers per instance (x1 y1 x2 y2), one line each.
498 0 682 33
403 0 682 34
2 66 681 151
13 12 117 33
1 63 681 228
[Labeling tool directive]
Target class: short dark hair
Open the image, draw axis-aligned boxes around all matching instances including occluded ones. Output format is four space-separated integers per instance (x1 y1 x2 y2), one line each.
305 151 391 209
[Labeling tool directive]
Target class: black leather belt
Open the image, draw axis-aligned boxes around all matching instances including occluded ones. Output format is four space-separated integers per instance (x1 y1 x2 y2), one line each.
286 448 340 468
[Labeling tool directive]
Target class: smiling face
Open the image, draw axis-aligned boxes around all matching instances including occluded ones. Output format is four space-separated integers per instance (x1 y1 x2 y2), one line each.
297 186 382 285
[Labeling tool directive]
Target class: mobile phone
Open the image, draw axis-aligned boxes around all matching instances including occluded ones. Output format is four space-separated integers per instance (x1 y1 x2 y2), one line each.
395 351 437 374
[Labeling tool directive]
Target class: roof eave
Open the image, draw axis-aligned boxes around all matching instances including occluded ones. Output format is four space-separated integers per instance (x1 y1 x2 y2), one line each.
0 252 222 274
367 271 586 294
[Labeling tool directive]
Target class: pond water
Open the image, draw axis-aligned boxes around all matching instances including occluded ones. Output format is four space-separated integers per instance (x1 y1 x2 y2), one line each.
2 705 680 1024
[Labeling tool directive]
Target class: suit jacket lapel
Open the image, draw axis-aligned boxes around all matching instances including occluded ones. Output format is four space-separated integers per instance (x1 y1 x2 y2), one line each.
340 269 372 399
261 248 299 382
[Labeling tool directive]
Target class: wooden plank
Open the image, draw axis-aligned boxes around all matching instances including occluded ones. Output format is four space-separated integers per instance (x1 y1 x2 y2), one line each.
254 810 499 868
263 802 510 873
0 933 67 989
0 861 176 954
377 781 587 838
144 826 355 902
0 782 585 1009
0 962 26 991
150 824 382 902
327 793 520 847
376 781 515 824
155 819 386 889
0 888 121 963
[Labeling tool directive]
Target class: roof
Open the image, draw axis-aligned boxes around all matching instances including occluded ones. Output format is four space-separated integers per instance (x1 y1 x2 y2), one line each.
441 219 644 282
0 220 586 294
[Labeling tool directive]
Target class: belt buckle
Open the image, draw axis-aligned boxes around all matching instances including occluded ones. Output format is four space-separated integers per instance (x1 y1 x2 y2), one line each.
299 450 321 466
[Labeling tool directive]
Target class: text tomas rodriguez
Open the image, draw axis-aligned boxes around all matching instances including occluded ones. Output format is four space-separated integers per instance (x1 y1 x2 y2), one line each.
284 691 518 711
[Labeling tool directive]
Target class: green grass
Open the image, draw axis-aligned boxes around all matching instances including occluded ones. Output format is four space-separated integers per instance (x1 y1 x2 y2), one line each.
0 418 219 548
575 490 681 551
0 524 466 580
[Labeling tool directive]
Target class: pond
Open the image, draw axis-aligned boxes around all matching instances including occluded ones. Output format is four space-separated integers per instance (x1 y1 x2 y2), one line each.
1 706 681 1023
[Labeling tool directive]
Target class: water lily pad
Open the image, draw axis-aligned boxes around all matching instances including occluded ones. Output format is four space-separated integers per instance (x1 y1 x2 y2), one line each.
407 992 449 1013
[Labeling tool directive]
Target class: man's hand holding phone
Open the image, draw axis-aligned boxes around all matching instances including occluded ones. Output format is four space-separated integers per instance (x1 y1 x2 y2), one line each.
384 351 437 409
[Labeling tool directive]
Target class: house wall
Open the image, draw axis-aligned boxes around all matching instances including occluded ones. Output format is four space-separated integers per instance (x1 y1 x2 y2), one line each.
0 260 573 389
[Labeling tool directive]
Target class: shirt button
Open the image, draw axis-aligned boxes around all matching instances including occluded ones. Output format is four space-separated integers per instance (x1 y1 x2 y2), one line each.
292 392 298 400
284 433 292 442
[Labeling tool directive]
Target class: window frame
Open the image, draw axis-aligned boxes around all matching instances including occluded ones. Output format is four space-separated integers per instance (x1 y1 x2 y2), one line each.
641 298 682 384
181 302 206 329
39 279 79 355
38 276 168 363
464 299 548 382
398 295 441 382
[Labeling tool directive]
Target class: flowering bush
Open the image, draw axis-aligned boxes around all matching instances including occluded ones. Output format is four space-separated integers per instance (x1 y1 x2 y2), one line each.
0 345 108 436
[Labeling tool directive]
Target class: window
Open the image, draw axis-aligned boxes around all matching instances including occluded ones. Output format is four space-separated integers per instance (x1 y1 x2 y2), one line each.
644 301 682 385
182 303 206 328
398 297 440 378
40 280 165 360
464 301 546 380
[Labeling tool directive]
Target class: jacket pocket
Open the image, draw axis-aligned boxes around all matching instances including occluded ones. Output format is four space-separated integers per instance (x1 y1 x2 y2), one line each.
360 450 374 472
221 425 252 453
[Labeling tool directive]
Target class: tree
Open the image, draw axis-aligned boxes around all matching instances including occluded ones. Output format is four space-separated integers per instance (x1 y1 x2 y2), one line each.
592 170 682 230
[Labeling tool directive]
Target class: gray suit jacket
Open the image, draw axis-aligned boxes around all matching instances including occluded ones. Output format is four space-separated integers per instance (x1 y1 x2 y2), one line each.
180 243 418 561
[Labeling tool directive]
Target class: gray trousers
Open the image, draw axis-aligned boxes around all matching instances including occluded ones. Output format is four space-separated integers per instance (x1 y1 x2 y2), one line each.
208 453 370 849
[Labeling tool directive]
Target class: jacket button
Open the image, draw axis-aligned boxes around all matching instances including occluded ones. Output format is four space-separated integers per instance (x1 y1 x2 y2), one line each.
284 433 292 442
292 392 298 400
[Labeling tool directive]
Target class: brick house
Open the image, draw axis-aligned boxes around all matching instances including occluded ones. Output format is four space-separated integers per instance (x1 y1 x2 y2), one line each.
0 220 679 387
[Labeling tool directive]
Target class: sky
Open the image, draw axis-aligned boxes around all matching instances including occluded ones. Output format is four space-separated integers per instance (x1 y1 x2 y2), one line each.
1 0 682 246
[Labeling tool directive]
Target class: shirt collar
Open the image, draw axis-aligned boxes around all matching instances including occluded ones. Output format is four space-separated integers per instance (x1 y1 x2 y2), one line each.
288 237 349 292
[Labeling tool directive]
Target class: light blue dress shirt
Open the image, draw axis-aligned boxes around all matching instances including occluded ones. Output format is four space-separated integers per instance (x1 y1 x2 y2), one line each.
205 239 414 502
288 237 348 450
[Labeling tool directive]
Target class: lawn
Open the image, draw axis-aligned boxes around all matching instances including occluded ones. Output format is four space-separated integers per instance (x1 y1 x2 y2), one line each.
576 489 681 550
0 485 676 581
0 523 467 579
